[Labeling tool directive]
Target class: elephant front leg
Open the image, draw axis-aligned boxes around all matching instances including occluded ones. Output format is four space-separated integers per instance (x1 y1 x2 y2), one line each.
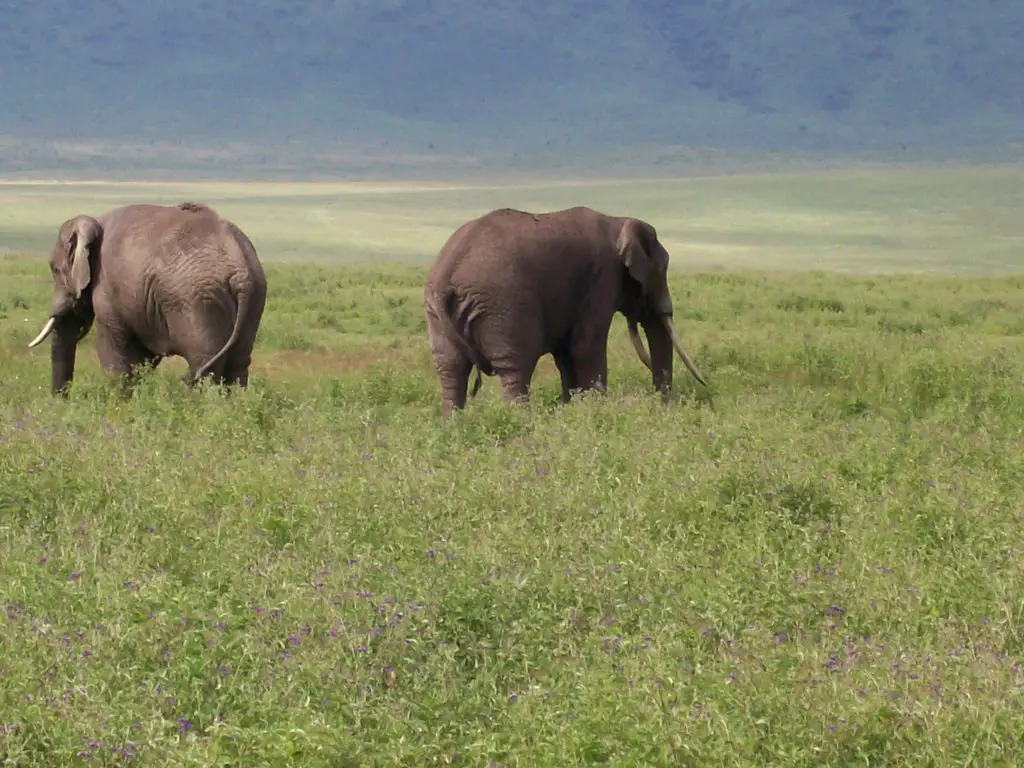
566 317 611 397
553 351 577 403
568 337 609 397
571 353 608 396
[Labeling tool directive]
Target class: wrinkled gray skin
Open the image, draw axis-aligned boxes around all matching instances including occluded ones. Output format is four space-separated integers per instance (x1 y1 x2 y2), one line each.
28 202 267 396
424 205 709 420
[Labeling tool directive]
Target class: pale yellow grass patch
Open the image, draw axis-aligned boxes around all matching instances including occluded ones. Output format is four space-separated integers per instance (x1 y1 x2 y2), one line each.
1 166 1022 272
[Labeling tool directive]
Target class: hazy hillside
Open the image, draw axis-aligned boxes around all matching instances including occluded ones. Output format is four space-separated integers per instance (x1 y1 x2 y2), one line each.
1 1 1022 175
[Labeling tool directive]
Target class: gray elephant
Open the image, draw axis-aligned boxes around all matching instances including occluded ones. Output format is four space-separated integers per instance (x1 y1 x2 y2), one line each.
423 205 708 419
28 201 267 395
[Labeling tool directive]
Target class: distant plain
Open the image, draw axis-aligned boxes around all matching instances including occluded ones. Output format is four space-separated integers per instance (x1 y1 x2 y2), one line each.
2 163 1022 271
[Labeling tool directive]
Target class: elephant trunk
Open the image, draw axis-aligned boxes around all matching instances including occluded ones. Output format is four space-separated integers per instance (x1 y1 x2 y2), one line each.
640 316 674 394
639 314 709 394
49 317 81 396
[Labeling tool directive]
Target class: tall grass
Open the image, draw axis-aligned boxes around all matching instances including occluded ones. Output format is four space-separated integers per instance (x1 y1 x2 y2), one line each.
3 239 1024 764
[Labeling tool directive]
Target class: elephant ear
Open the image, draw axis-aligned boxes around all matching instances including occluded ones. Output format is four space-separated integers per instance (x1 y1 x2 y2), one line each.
68 216 101 298
616 218 651 292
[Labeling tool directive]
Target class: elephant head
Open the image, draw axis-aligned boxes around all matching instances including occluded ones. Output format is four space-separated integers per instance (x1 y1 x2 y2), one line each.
28 215 102 394
616 218 707 393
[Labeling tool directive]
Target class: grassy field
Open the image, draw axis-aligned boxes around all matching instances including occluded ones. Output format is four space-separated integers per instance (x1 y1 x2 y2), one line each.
2 166 1024 765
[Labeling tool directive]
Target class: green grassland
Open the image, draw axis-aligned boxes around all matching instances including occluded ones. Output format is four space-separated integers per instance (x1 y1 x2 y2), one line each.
2 166 1024 765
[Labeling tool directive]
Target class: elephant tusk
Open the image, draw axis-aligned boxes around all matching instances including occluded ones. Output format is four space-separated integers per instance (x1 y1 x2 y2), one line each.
27 317 56 349
663 316 709 388
627 319 653 370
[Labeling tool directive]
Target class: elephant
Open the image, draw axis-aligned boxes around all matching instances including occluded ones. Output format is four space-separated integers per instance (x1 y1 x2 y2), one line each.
27 201 268 396
423 205 709 419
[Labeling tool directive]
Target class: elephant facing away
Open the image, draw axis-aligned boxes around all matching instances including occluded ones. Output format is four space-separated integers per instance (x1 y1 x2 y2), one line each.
423 205 708 419
28 201 268 396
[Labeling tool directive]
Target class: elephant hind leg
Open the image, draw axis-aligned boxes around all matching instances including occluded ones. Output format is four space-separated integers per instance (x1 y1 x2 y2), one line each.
427 313 475 419
183 358 227 388
221 342 255 389
434 357 472 420
224 368 249 388
169 299 241 389
220 287 266 389
94 325 162 394
182 337 230 387
428 344 472 420
495 361 536 405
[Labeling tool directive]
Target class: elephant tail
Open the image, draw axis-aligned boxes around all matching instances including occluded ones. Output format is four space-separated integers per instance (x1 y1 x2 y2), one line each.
428 288 492 397
469 367 483 398
194 283 254 381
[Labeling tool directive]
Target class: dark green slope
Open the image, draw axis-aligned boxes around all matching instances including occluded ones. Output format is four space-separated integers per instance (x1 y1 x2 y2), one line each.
0 1 1021 170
